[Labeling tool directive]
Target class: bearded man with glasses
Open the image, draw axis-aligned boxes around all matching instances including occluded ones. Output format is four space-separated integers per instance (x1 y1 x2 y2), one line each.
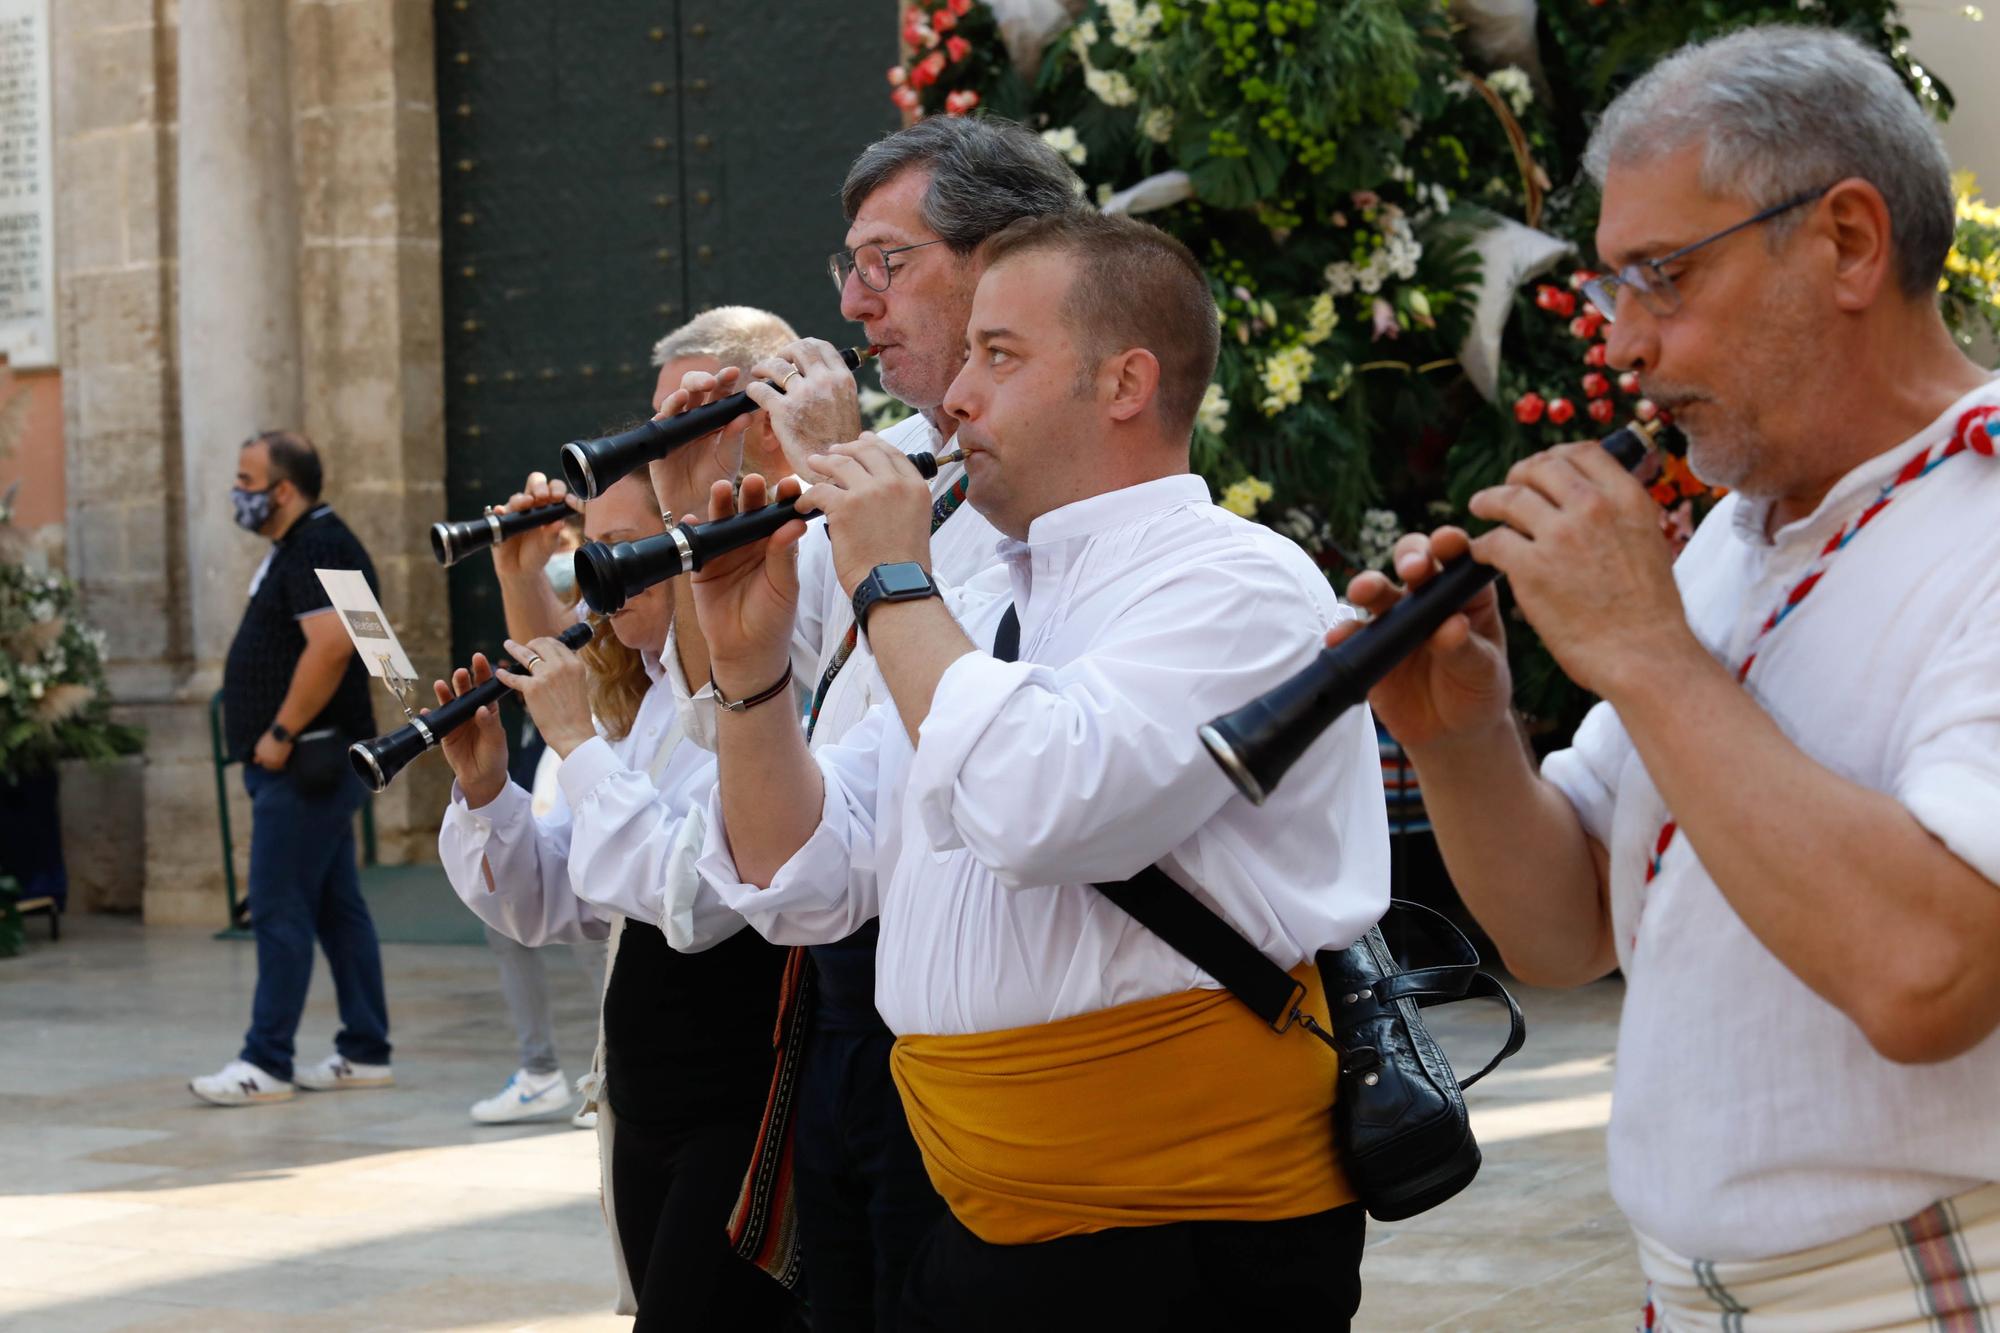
1329 26 2000 1330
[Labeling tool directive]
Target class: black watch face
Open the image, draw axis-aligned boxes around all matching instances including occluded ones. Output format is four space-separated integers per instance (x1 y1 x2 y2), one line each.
875 562 933 597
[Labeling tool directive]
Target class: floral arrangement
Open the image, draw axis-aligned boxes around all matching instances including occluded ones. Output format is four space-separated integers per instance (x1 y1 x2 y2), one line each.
0 507 141 783
888 0 1995 739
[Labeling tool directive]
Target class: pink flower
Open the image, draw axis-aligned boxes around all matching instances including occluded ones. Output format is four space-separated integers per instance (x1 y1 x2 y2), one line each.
933 7 958 31
891 86 920 111
887 65 908 86
1351 190 1381 211
948 0 974 13
946 35 972 62
945 89 981 115
1371 297 1400 341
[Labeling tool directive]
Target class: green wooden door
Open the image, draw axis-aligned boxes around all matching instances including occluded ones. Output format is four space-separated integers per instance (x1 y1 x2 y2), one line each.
437 0 897 668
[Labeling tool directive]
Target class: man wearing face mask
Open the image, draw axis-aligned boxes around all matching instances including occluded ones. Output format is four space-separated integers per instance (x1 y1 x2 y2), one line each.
193 429 392 1106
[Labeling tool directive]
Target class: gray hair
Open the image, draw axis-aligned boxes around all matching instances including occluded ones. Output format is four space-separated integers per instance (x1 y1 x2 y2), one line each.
1584 26 1955 298
650 305 799 370
841 115 1087 254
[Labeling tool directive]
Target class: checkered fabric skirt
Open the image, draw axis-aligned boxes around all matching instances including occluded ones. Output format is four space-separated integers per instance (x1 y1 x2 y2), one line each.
1639 1184 1999 1332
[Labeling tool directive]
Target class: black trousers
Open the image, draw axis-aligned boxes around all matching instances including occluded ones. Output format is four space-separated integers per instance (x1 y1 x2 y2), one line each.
898 1204 1367 1332
793 1023 947 1331
610 1114 795 1332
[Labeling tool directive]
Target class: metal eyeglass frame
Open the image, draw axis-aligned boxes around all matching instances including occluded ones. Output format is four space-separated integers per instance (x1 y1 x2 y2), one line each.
828 238 949 294
1581 185 1833 323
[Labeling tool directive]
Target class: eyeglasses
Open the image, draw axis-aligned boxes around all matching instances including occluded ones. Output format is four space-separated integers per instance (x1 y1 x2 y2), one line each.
1582 186 1832 323
828 239 948 294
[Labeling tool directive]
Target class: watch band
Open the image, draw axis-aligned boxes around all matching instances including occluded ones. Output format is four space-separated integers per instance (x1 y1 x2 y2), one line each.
852 562 939 636
268 723 293 744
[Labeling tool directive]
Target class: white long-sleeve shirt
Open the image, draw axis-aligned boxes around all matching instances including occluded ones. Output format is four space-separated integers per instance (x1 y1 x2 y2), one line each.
1542 380 2000 1262
438 634 744 952
700 474 1391 1036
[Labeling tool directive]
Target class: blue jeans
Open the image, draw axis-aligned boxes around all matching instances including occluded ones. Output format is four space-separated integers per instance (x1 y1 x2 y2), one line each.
238 764 391 1081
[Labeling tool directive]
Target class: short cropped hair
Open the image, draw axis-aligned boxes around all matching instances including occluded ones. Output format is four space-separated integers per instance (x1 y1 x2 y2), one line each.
248 429 323 501
981 213 1220 439
842 115 1087 255
650 305 799 372
1585 26 1955 298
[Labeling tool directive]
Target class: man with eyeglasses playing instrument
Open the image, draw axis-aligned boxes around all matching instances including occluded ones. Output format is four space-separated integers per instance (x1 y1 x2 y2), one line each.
650 116 1088 1330
1339 28 2000 1330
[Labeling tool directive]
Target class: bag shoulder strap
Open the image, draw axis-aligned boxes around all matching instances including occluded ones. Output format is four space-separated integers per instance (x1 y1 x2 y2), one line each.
1093 866 1308 1033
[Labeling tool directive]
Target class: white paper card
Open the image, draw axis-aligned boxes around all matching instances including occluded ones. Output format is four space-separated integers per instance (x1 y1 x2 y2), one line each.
315 569 417 682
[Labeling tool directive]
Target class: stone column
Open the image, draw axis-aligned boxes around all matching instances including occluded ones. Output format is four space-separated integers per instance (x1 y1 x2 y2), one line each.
177 0 302 664
53 0 201 921
289 0 447 860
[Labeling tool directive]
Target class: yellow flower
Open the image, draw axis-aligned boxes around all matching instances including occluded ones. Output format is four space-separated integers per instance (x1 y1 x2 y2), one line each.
1220 476 1275 517
1301 293 1338 346
1258 344 1316 415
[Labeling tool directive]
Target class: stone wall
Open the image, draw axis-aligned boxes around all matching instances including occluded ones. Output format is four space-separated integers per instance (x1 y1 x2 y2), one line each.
53 0 448 924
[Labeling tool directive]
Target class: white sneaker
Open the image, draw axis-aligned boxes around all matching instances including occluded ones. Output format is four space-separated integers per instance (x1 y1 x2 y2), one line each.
190 1059 295 1106
470 1068 571 1124
293 1053 395 1092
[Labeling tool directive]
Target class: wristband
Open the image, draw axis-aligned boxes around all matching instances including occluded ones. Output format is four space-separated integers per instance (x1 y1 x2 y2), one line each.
714 663 794 713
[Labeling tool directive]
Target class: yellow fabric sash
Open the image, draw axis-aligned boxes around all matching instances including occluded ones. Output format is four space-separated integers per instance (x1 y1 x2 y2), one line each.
890 965 1352 1245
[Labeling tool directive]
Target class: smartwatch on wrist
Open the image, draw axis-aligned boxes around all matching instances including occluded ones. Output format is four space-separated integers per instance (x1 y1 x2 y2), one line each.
268 723 293 744
852 561 940 635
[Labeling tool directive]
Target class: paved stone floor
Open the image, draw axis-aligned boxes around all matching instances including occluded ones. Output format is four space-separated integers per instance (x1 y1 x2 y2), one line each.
0 914 1638 1331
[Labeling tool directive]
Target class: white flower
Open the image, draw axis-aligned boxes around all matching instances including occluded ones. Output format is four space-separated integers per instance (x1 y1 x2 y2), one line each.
28 679 43 700
1095 182 1115 207
0 676 10 698
1486 66 1534 117
1301 293 1338 346
1069 20 1100 62
28 598 53 622
1258 344 1316 415
1040 126 1088 166
1196 382 1231 435
1357 508 1403 571
1107 0 1164 51
1140 106 1175 144
1083 65 1137 107
1323 262 1358 297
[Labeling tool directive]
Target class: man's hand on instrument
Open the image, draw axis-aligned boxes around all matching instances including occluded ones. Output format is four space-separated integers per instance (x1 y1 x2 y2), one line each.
433 653 510 808
489 472 583 578
744 339 863 483
1466 440 1696 700
1334 528 1515 751
650 366 748 518
495 634 598 759
795 435 934 600
687 472 807 700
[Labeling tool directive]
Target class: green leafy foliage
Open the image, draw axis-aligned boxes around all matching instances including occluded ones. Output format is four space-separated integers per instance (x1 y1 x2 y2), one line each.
887 0 1995 741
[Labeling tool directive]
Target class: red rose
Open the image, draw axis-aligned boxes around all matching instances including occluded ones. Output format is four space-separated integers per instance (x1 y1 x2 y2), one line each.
1583 343 1608 368
1588 397 1616 425
1534 284 1562 312
1569 269 1598 290
887 65 908 86
1547 397 1577 426
1514 392 1546 425
945 89 980 115
891 86 920 111
1582 372 1610 399
946 35 972 62
949 0 973 12
1618 370 1642 396
933 8 958 32
1554 291 1577 318
1635 398 1660 423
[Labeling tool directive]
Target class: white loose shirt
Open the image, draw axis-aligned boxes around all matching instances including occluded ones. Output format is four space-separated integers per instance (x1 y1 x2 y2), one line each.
701 474 1391 1036
437 634 745 952
793 411 1004 752
1543 379 2000 1261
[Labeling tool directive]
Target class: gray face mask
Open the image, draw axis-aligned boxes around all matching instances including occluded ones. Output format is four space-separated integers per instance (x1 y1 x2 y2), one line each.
544 549 578 600
230 486 275 532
